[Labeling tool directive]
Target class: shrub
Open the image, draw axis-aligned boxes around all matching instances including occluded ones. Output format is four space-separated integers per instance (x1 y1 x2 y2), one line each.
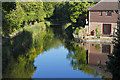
75 27 79 35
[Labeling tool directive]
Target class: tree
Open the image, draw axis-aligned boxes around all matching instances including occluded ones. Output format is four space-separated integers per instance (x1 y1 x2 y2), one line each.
2 2 16 36
50 2 70 24
20 2 45 22
43 2 54 18
2 2 47 36
68 1 94 26
106 19 120 80
5 2 26 33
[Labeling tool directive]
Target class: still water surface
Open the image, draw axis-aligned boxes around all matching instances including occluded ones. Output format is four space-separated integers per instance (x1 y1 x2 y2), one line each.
2 27 112 78
32 45 101 78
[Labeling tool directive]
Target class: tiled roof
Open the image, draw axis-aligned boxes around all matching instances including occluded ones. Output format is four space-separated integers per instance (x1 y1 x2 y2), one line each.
100 0 118 2
88 0 119 11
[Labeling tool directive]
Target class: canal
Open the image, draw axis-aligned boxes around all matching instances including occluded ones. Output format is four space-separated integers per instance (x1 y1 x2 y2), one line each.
2 26 112 79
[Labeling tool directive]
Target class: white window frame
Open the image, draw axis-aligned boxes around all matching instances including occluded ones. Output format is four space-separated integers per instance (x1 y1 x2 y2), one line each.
106 11 112 16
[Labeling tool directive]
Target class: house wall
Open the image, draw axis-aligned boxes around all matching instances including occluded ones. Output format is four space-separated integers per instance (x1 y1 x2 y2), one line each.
89 22 117 36
90 11 118 23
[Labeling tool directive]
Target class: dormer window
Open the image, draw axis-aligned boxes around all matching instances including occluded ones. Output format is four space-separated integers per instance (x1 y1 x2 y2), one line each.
106 11 112 16
99 11 102 16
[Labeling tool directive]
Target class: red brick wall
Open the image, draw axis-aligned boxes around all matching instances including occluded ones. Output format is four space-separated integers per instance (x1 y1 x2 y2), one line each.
90 11 118 23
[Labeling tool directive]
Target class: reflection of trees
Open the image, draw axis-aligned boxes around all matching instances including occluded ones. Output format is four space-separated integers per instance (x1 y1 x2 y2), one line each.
107 23 120 79
2 30 36 78
3 55 36 78
2 28 64 78
65 42 100 77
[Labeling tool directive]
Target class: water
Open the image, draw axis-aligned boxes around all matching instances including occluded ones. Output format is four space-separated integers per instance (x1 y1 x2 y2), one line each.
32 45 101 78
2 27 112 79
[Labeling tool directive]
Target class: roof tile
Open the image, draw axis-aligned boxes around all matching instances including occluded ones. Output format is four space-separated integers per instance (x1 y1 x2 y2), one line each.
89 0 119 11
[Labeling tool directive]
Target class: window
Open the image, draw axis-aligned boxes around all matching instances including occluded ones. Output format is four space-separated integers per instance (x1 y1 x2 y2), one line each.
99 11 102 16
103 24 111 34
106 11 112 16
102 44 111 54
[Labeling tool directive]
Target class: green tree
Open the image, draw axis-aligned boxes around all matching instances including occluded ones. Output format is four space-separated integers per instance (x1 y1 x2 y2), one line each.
5 3 26 32
51 2 70 24
68 1 94 26
107 21 120 80
20 2 45 22
43 2 54 18
2 2 47 36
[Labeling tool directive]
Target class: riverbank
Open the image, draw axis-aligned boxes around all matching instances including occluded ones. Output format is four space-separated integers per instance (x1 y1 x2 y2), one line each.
2 21 48 45
9 22 47 38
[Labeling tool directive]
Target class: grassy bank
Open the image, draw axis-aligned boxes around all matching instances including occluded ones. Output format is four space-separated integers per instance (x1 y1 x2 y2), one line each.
8 22 47 38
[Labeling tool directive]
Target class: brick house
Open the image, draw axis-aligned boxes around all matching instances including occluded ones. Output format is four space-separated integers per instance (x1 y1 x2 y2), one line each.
87 0 119 37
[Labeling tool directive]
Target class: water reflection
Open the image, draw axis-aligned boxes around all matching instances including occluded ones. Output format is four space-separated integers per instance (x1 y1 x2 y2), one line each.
66 42 101 78
75 43 113 78
2 29 55 78
2 27 114 79
2 30 36 78
84 43 113 66
32 45 102 78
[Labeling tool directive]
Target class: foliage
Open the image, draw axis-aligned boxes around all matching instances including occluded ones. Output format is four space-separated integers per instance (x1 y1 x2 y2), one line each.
45 21 51 27
19 2 45 22
95 28 98 35
68 1 95 26
2 2 54 36
43 2 54 18
8 4 25 27
80 27 86 36
75 27 79 35
51 2 70 24
73 45 86 64
95 44 101 50
2 1 95 36
64 23 72 29
51 2 95 26
106 23 120 80
95 28 101 38
72 27 75 30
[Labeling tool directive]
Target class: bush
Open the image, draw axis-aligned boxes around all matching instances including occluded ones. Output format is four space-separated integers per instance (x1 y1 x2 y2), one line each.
45 21 51 27
75 27 79 35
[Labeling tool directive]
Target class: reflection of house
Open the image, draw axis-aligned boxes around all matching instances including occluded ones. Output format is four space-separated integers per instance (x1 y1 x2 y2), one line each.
85 43 113 78
87 0 119 36
75 42 113 78
85 43 113 65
